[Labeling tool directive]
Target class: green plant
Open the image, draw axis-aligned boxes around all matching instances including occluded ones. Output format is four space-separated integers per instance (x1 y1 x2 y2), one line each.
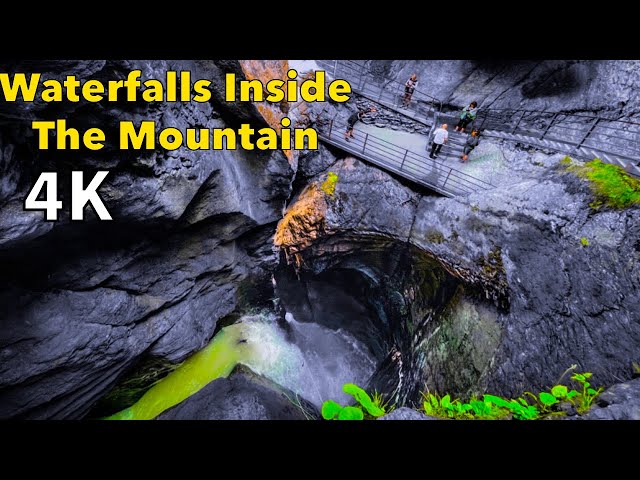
581 237 589 246
321 383 386 420
419 369 602 420
570 372 603 414
422 392 510 420
483 394 539 420
372 390 394 414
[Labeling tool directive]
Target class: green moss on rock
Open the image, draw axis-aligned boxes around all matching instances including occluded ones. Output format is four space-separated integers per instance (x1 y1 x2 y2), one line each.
563 157 640 209
321 171 339 196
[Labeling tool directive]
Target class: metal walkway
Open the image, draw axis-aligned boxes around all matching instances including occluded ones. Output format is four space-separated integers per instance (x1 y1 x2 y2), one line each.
318 60 640 178
316 117 493 197
317 59 440 126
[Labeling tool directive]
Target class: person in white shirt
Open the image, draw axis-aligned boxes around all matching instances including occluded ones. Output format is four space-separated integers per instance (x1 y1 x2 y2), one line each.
430 124 448 159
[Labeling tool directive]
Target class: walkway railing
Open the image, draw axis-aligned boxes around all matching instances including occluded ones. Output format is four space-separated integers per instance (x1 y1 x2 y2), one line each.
315 115 494 197
318 60 640 176
317 59 442 122
471 108 640 169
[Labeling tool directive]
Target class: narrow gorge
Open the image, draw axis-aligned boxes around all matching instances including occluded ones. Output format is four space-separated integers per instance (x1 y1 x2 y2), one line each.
0 60 638 420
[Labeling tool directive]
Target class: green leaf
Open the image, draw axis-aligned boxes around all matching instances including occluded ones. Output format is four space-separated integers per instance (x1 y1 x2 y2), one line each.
567 389 579 399
583 373 592 379
343 383 385 417
321 400 343 420
517 397 529 406
441 395 451 408
484 394 510 408
470 400 486 416
584 382 590 388
572 374 586 382
539 392 558 406
587 388 597 395
551 385 568 398
338 406 364 420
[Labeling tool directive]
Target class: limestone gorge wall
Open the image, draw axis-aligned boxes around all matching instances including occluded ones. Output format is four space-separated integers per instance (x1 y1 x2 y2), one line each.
278 150 640 399
0 59 638 419
365 60 640 118
0 60 293 419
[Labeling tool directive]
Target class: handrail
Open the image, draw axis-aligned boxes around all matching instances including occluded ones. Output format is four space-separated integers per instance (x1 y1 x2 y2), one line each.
318 60 640 175
318 59 443 118
315 115 494 197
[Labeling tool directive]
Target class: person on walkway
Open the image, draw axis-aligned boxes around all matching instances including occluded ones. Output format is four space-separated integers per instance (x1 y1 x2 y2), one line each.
461 129 480 162
455 101 478 133
402 74 418 108
430 123 448 159
345 106 376 141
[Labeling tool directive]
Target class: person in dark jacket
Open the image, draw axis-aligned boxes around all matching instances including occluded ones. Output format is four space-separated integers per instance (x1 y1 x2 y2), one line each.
461 129 480 162
345 106 376 140
455 101 478 133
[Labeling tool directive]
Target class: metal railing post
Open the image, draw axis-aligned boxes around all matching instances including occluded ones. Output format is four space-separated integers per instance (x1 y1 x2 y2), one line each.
400 150 408 170
574 117 600 154
513 110 525 133
442 168 452 189
540 112 559 140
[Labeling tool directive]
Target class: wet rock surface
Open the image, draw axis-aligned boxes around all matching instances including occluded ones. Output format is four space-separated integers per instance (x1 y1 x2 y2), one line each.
0 60 293 419
580 377 640 420
158 367 317 420
276 146 640 400
378 407 436 420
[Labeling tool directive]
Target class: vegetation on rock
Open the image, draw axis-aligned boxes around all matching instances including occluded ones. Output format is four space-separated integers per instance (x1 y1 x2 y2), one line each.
420 370 602 420
321 171 339 196
563 157 640 209
321 383 387 420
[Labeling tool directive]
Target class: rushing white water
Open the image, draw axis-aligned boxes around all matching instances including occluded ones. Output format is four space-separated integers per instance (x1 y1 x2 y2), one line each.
240 312 377 408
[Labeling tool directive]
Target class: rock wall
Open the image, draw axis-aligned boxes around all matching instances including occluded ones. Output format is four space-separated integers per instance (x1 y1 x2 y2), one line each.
0 60 293 419
366 60 640 119
276 145 640 400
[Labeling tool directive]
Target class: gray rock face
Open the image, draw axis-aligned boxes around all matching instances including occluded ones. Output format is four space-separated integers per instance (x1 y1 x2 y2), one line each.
0 60 293 419
378 407 436 420
276 146 640 401
581 377 640 420
158 368 317 420
366 60 640 119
